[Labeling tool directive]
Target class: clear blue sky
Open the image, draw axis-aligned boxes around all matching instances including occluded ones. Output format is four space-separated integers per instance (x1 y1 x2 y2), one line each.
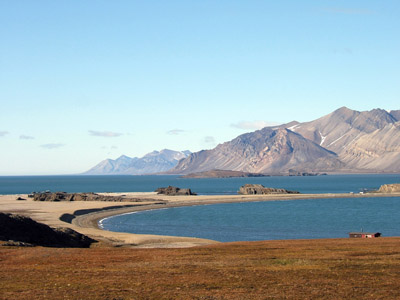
1 1 399 175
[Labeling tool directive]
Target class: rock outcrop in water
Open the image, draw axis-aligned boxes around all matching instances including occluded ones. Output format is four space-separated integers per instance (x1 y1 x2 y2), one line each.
155 186 197 196
0 213 96 248
238 184 299 195
377 183 400 193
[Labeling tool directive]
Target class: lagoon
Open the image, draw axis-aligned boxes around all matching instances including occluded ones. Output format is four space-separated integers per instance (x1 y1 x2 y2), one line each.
100 196 400 242
1 174 399 242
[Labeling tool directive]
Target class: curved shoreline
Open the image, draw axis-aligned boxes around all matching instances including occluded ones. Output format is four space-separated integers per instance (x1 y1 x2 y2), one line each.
71 192 400 246
2 192 400 248
83 191 400 228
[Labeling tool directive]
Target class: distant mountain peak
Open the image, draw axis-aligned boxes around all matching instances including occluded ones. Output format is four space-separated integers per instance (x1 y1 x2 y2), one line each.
335 106 352 112
144 150 160 157
170 126 343 175
117 155 131 160
83 149 191 175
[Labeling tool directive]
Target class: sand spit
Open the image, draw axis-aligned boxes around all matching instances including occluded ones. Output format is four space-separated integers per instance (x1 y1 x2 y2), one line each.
1 191 400 248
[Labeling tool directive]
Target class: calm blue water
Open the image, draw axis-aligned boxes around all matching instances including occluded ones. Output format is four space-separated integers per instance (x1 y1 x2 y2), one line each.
1 174 399 241
100 197 400 242
0 174 399 195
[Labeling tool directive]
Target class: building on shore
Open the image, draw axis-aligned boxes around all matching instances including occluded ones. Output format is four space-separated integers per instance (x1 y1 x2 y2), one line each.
349 232 381 238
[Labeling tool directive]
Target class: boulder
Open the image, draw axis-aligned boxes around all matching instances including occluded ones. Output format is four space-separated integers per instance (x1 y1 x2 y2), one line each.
238 184 299 195
155 186 197 196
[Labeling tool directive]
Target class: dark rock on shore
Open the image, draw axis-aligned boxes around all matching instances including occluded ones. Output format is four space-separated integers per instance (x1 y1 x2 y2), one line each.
155 186 197 196
0 213 96 248
33 192 131 202
238 184 299 195
1 240 35 247
181 169 269 178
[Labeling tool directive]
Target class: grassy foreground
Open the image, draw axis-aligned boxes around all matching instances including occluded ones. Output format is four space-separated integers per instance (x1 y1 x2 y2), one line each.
1 238 400 299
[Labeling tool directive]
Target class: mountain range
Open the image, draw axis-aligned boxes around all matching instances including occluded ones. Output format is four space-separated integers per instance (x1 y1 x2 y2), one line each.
286 107 400 173
85 107 400 175
83 149 191 175
170 107 400 174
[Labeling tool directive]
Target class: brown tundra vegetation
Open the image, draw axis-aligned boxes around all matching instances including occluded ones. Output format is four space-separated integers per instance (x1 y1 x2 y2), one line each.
1 237 400 299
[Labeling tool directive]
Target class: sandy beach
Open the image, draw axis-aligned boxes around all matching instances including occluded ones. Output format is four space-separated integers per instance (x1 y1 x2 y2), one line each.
1 191 400 248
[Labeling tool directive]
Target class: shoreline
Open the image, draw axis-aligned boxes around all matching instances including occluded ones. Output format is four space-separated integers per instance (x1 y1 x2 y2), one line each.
2 192 400 248
87 191 400 229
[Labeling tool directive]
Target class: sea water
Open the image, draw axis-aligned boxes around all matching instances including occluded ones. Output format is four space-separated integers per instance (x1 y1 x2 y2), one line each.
1 174 399 242
0 174 399 195
100 197 400 242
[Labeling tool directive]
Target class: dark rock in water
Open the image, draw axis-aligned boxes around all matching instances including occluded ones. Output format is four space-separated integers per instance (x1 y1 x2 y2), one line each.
238 184 299 195
155 186 197 196
0 213 96 248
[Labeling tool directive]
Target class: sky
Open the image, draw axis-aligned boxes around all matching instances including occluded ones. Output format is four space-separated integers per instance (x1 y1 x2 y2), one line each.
1 0 399 175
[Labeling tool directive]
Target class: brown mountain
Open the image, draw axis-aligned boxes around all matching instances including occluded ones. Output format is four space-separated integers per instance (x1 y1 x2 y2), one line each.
390 110 400 121
289 107 400 172
337 121 400 172
170 107 399 174
171 127 343 174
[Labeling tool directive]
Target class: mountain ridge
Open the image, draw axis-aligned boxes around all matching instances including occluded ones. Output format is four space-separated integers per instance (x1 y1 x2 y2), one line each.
171 127 344 174
170 107 400 174
289 107 400 172
83 149 191 175
85 107 400 175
